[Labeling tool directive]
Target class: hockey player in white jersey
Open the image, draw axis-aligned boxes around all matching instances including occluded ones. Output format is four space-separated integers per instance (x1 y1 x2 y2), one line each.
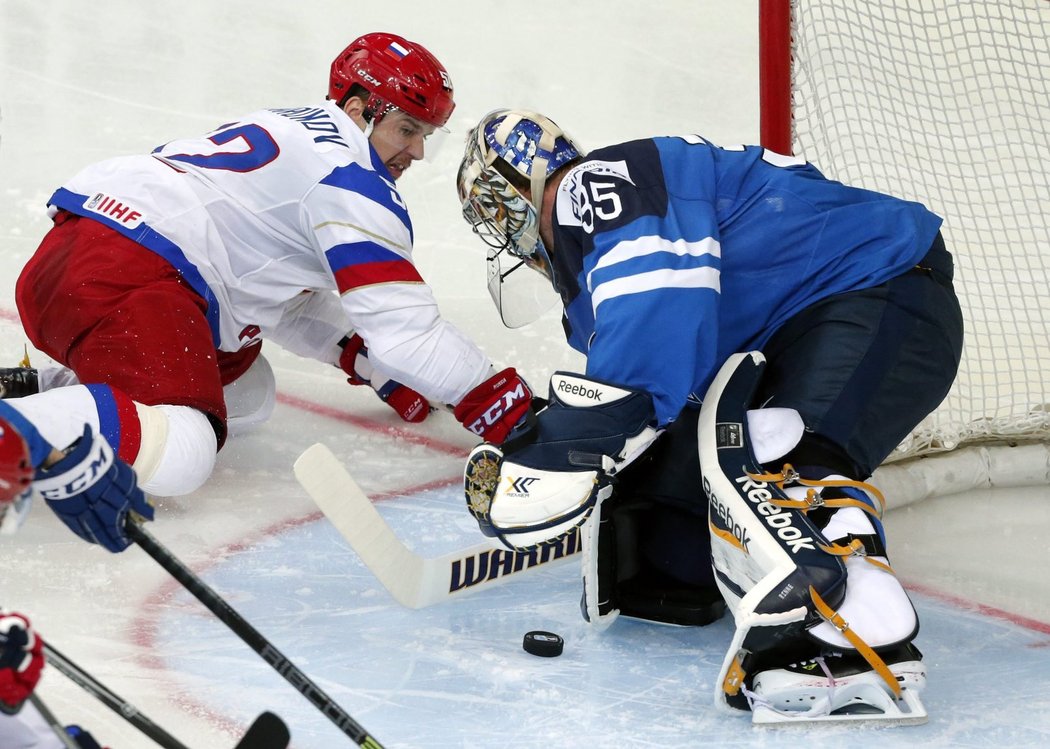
457 110 963 723
0 34 532 516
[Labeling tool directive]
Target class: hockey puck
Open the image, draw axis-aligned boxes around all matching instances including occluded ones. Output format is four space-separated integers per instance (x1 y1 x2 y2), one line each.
523 631 564 657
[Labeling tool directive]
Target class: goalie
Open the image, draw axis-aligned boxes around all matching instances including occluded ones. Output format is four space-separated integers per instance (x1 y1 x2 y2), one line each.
456 110 963 723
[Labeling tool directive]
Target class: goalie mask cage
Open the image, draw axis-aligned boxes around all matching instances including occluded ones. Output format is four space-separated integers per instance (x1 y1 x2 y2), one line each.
758 0 1050 504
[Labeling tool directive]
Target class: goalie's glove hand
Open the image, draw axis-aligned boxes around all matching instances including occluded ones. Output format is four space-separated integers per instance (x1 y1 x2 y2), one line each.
338 334 430 423
35 425 154 553
453 368 533 444
463 372 660 550
0 609 44 715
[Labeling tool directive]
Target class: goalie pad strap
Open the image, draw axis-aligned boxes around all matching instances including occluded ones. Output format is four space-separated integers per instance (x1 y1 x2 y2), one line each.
809 586 900 698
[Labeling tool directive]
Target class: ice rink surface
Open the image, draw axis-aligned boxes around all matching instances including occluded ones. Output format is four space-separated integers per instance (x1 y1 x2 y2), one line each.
2 1 1049 747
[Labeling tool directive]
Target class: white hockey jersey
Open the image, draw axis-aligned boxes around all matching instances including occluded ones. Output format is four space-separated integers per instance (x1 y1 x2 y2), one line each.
48 102 491 405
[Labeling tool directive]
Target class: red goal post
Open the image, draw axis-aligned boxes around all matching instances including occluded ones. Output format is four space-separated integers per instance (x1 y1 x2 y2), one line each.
758 0 1050 505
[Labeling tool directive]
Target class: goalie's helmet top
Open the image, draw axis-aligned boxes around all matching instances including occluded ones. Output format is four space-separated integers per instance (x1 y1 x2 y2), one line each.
0 416 32 504
457 109 583 328
328 32 455 128
457 109 582 261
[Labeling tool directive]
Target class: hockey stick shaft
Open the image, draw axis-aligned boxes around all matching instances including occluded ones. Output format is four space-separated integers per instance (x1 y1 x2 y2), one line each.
27 694 80 749
126 521 384 749
42 641 191 749
294 443 580 609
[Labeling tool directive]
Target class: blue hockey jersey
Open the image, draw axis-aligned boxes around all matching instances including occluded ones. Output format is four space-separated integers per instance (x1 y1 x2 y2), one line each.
547 135 943 426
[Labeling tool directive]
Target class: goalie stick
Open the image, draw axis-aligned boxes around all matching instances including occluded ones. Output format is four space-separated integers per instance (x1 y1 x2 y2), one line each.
126 521 384 749
293 443 581 609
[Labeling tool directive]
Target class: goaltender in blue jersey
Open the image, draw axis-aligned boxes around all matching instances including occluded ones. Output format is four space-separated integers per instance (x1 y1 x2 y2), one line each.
457 110 962 725
551 135 944 428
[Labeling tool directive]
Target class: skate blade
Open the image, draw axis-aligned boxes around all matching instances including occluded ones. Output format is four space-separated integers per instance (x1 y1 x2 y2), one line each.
752 687 927 727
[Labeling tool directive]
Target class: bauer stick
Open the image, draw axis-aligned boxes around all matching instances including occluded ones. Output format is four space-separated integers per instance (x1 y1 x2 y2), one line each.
125 521 384 749
293 442 580 609
43 641 289 749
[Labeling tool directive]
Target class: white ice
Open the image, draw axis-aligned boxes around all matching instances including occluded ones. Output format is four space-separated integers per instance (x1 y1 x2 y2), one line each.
2 1 1050 747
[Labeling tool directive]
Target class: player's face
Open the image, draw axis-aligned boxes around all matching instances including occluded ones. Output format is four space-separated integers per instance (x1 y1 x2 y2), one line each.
369 110 436 181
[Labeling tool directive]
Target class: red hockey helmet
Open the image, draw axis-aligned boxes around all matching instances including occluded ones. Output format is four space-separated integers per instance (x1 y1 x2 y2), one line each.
0 416 32 504
328 32 455 128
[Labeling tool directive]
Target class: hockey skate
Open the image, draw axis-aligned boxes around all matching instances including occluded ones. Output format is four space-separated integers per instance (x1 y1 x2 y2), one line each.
747 643 928 726
0 367 38 399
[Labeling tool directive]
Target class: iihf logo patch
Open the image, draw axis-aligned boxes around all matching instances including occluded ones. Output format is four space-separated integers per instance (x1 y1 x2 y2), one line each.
715 422 744 449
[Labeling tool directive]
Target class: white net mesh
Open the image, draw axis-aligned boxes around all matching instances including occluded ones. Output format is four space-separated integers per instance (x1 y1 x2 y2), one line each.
787 0 1050 462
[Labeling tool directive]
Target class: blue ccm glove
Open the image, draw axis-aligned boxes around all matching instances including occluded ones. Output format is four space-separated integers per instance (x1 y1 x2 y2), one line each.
34 424 154 552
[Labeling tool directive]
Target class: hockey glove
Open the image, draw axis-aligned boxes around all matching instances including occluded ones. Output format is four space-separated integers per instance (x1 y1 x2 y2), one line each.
0 610 44 714
35 424 154 553
463 372 659 550
453 368 533 445
338 334 430 423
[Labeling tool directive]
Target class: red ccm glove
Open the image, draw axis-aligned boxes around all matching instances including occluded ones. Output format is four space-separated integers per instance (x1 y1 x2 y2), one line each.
0 610 44 714
338 335 430 423
453 368 533 444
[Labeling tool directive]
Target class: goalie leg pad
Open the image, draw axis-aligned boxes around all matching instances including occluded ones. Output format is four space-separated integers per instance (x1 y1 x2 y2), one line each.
701 352 924 720
701 353 847 635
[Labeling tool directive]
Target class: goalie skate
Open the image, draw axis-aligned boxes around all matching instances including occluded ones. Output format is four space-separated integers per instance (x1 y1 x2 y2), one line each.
748 645 928 726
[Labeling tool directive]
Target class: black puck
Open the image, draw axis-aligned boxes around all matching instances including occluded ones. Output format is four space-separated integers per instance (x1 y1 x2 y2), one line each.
523 631 564 657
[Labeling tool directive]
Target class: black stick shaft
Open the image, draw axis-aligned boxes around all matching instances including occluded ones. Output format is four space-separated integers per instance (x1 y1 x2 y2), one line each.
127 522 384 748
43 642 191 749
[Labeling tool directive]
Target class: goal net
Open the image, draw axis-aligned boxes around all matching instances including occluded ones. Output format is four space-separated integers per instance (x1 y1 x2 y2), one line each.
758 0 1050 502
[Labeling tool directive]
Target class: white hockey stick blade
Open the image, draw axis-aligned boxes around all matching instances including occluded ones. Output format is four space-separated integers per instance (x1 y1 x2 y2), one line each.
293 443 580 609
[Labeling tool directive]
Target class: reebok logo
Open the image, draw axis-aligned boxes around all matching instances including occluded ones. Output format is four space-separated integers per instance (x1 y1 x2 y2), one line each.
555 380 603 402
734 472 816 553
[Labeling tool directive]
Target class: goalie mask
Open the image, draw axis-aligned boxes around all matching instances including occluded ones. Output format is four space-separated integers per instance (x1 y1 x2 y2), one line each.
457 109 583 327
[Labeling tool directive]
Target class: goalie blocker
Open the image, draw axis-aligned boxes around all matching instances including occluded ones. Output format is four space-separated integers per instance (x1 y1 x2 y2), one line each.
700 352 926 724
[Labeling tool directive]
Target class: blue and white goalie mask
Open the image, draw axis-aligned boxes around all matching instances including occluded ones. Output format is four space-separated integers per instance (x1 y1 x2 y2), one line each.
457 109 583 328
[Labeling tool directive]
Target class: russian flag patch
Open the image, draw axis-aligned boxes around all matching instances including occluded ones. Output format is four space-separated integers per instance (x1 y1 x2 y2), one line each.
385 41 410 60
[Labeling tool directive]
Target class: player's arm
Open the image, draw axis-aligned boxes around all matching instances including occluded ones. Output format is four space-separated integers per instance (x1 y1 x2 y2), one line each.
307 182 532 442
266 289 433 423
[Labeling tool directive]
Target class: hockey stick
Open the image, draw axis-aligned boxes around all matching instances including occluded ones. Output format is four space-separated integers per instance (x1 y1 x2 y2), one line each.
292 442 580 609
42 641 190 749
126 521 384 749
40 640 290 749
27 694 80 749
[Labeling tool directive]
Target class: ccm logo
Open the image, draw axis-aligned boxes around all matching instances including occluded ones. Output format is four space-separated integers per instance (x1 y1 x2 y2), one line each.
468 382 527 435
